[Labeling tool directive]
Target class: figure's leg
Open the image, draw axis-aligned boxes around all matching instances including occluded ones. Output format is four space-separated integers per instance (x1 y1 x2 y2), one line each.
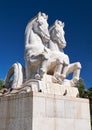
61 64 69 79
35 65 41 80
66 62 82 85
53 63 68 84
53 54 69 84
25 61 32 81
26 56 40 80
39 60 48 79
53 63 63 83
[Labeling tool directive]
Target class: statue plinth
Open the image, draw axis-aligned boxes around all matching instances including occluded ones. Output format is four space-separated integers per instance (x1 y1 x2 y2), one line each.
0 92 91 130
21 77 79 97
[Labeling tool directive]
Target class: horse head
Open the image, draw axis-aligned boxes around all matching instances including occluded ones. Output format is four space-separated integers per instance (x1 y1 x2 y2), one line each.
32 12 50 43
49 20 66 49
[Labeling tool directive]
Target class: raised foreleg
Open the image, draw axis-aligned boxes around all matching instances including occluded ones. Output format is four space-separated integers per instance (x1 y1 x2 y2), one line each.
66 62 82 85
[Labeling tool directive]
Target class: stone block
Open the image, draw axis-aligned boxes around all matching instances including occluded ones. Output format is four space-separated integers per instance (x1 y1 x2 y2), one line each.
0 92 91 130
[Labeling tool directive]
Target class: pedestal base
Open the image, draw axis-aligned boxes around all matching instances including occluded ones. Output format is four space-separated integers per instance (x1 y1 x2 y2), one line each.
0 92 91 130
21 79 79 97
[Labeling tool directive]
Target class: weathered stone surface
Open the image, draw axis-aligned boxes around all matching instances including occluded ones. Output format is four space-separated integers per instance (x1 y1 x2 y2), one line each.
0 92 91 130
20 79 79 97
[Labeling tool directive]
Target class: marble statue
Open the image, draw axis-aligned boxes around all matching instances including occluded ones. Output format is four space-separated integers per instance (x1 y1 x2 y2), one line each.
2 12 82 97
49 20 82 86
24 12 50 80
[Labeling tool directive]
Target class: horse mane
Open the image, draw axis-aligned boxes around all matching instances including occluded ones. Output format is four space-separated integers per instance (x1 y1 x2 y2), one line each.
25 16 37 34
49 20 64 34
49 24 55 34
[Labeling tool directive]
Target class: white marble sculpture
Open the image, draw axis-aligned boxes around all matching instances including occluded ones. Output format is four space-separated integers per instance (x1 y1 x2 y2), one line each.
25 12 50 80
48 20 82 86
3 12 82 97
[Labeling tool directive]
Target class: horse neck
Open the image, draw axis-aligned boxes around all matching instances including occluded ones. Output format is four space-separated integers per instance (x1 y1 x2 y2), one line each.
25 18 44 46
28 28 43 46
49 40 64 53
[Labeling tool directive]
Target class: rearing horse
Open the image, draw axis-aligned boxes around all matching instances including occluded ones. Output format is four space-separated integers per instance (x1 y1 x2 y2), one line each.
49 20 82 85
25 12 50 80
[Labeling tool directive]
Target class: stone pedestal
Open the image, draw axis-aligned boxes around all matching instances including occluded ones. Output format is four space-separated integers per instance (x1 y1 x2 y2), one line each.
0 92 91 130
21 79 79 97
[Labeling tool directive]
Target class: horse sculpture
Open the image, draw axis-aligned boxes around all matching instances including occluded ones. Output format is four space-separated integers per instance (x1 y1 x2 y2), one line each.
3 13 81 97
25 12 69 82
49 20 82 85
25 12 50 80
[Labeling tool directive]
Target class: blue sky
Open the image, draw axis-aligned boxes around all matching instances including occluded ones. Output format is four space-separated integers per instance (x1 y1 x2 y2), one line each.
0 0 92 88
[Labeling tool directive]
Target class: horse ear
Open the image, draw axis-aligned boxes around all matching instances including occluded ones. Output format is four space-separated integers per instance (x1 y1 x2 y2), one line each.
45 15 48 20
55 20 58 26
37 12 41 19
46 15 48 20
42 13 48 20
